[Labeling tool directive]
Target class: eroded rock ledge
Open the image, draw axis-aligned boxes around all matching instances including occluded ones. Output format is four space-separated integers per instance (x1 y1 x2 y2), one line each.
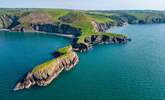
91 21 112 32
13 45 79 91
72 34 131 52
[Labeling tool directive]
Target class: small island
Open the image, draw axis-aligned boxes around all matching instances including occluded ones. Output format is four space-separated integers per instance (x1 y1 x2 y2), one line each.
1 9 165 91
14 45 79 91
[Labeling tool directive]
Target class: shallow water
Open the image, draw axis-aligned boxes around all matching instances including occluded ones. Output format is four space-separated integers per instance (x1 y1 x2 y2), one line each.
1 24 165 100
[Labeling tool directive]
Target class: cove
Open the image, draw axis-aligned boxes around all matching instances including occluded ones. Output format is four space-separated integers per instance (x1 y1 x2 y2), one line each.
1 24 165 100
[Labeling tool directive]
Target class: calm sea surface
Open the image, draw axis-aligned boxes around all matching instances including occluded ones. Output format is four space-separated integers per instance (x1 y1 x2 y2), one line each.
0 24 165 100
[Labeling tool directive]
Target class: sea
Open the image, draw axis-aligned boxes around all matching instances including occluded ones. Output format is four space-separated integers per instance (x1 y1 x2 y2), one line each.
0 24 165 100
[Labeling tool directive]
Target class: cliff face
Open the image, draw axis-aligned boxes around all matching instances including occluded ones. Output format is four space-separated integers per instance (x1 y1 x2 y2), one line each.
11 23 81 36
144 16 165 24
0 15 19 29
84 34 128 44
13 46 79 91
91 21 112 32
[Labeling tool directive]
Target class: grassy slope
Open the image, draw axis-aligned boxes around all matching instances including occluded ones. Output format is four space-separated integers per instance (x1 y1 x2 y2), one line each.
88 13 113 23
53 10 116 43
42 9 71 22
62 11 94 33
32 58 56 73
32 45 72 73
56 45 72 54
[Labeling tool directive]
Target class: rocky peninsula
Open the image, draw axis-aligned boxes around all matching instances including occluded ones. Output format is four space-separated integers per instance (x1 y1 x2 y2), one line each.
0 9 164 91
13 45 79 91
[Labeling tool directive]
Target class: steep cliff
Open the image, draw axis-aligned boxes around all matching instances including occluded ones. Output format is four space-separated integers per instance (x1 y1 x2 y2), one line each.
12 23 81 36
0 14 19 29
13 45 79 91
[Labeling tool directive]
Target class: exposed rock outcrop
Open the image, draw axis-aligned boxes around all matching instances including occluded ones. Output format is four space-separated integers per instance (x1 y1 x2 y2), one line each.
13 45 79 91
72 34 130 52
11 23 81 36
91 21 112 32
0 15 19 29
144 15 165 24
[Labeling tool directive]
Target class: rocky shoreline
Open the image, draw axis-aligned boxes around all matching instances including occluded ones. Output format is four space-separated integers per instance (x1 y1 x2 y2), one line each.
11 23 81 36
72 34 131 52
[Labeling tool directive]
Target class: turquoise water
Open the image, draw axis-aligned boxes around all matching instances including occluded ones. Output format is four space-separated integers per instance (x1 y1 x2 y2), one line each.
1 24 165 100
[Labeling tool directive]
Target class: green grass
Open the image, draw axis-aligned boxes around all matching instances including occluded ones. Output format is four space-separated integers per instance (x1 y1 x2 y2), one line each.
31 52 74 74
87 11 120 17
128 12 152 20
87 13 113 23
56 45 72 54
32 45 73 73
57 11 126 44
32 58 56 73
59 11 95 34
42 9 71 22
59 11 115 38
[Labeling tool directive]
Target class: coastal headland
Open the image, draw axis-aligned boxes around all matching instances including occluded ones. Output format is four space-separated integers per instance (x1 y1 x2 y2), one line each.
0 9 164 91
